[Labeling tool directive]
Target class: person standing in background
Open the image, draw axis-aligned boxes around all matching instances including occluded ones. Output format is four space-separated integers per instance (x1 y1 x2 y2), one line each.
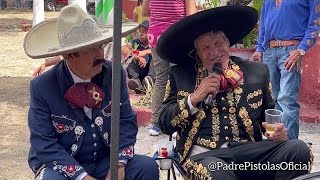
142 0 196 136
133 0 149 24
132 0 149 39
15 0 21 8
250 0 320 139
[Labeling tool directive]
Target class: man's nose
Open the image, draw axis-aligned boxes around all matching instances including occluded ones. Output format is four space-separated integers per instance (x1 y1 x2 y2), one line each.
209 46 219 56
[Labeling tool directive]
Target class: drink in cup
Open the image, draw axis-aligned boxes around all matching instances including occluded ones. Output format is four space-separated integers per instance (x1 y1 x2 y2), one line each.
265 109 283 135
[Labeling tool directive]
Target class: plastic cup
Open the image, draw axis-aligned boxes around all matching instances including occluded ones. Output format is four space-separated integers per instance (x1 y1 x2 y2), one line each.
265 109 283 135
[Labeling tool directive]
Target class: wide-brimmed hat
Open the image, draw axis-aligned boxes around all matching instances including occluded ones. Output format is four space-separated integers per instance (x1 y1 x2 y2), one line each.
24 4 138 59
156 6 258 66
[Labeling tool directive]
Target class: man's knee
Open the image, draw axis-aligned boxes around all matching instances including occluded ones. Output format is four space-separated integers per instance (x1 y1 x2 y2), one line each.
185 157 237 180
134 155 158 171
282 139 311 162
35 168 67 180
126 155 159 180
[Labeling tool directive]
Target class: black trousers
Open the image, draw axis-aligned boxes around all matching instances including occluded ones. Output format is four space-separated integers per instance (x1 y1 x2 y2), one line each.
127 59 155 82
185 139 312 180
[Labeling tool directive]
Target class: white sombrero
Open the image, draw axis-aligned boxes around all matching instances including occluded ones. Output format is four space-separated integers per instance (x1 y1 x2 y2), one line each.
24 4 138 59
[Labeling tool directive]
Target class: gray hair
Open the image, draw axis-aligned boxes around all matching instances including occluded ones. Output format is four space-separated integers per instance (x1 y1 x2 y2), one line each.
193 31 229 50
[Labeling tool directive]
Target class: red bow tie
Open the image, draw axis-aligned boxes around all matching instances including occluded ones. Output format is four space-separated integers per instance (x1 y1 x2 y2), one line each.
64 82 105 109
219 68 243 92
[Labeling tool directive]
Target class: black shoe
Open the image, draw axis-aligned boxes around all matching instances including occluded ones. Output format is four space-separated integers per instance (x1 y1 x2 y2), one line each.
128 79 144 94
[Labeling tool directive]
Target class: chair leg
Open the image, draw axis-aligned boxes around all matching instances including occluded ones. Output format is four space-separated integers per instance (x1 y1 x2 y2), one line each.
167 169 171 180
171 166 177 180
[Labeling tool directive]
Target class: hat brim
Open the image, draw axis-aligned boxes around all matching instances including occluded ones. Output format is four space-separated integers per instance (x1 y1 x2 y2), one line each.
24 19 138 59
156 6 258 66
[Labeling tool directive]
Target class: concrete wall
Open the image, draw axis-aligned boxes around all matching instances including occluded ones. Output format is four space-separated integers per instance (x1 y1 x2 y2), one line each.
299 39 320 108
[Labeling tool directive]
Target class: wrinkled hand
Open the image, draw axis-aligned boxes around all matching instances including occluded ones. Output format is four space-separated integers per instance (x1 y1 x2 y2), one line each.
105 167 125 180
190 74 220 106
137 57 147 68
83 175 97 180
284 49 302 71
262 122 287 141
250 51 262 62
32 63 46 77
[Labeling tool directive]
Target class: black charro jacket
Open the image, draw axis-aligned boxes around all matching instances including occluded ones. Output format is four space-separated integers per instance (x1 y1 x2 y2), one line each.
159 56 275 163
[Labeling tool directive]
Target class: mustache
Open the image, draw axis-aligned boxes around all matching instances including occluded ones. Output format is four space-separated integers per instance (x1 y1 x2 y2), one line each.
93 58 105 67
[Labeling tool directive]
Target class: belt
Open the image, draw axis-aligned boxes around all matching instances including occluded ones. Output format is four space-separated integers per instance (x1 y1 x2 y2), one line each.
269 40 300 48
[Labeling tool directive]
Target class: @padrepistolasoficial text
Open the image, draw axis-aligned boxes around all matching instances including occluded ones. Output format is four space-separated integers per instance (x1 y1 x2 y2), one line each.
208 162 311 171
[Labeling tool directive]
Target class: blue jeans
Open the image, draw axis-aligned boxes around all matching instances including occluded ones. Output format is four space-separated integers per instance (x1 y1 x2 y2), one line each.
263 45 301 139
16 0 21 8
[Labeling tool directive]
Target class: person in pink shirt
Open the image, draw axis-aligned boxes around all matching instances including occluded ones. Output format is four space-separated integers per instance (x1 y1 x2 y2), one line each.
142 0 196 136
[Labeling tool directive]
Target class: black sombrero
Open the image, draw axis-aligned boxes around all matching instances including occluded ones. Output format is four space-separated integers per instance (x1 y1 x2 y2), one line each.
156 6 258 66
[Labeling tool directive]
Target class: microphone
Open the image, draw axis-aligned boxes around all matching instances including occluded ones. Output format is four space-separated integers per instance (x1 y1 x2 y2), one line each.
204 63 223 107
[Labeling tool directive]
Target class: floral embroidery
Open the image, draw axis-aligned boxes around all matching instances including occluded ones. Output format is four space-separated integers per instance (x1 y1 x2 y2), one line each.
177 91 190 97
239 107 255 142
184 159 212 180
51 114 76 133
119 146 134 157
53 161 83 177
74 126 85 141
182 111 206 161
170 98 190 128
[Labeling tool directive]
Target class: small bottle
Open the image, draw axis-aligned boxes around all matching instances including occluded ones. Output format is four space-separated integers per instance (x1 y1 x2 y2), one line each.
159 147 168 158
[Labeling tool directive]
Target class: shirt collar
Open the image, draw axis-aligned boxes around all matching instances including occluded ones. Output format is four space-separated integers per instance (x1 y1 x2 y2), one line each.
66 61 91 83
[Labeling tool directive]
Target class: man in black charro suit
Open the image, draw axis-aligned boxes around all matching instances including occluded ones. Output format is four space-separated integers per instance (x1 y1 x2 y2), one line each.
156 6 313 180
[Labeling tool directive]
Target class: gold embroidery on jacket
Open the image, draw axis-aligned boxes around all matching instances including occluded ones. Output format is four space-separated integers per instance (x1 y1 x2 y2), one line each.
182 110 206 162
170 98 190 128
163 80 170 101
239 107 255 142
184 159 212 180
177 91 190 97
211 104 220 142
249 99 263 109
247 89 262 101
247 89 263 109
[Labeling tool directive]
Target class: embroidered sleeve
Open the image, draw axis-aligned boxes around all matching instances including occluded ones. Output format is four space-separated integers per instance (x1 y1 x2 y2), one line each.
119 67 137 160
28 79 85 180
159 69 194 135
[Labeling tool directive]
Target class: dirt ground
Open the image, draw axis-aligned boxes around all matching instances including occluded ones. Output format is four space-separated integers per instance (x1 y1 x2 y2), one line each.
0 9 319 180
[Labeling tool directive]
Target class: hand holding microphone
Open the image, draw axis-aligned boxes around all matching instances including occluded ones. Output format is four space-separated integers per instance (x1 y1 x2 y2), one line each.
190 63 222 107
205 63 223 106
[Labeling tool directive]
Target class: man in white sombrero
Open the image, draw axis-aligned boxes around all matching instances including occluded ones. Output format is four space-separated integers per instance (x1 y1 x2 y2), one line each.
25 4 159 180
157 6 312 180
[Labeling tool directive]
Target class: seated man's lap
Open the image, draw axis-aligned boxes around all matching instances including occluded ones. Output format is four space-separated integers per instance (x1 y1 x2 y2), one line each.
37 155 159 180
185 139 311 180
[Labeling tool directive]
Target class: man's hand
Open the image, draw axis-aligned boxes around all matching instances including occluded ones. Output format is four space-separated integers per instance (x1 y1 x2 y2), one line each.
262 122 287 141
190 74 220 106
137 57 147 68
139 50 151 57
250 51 262 62
105 166 125 180
83 175 97 180
33 63 46 77
284 49 302 71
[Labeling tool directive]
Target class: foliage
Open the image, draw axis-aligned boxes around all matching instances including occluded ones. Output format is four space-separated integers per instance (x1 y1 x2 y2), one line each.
242 0 263 49
131 86 153 108
196 0 263 49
